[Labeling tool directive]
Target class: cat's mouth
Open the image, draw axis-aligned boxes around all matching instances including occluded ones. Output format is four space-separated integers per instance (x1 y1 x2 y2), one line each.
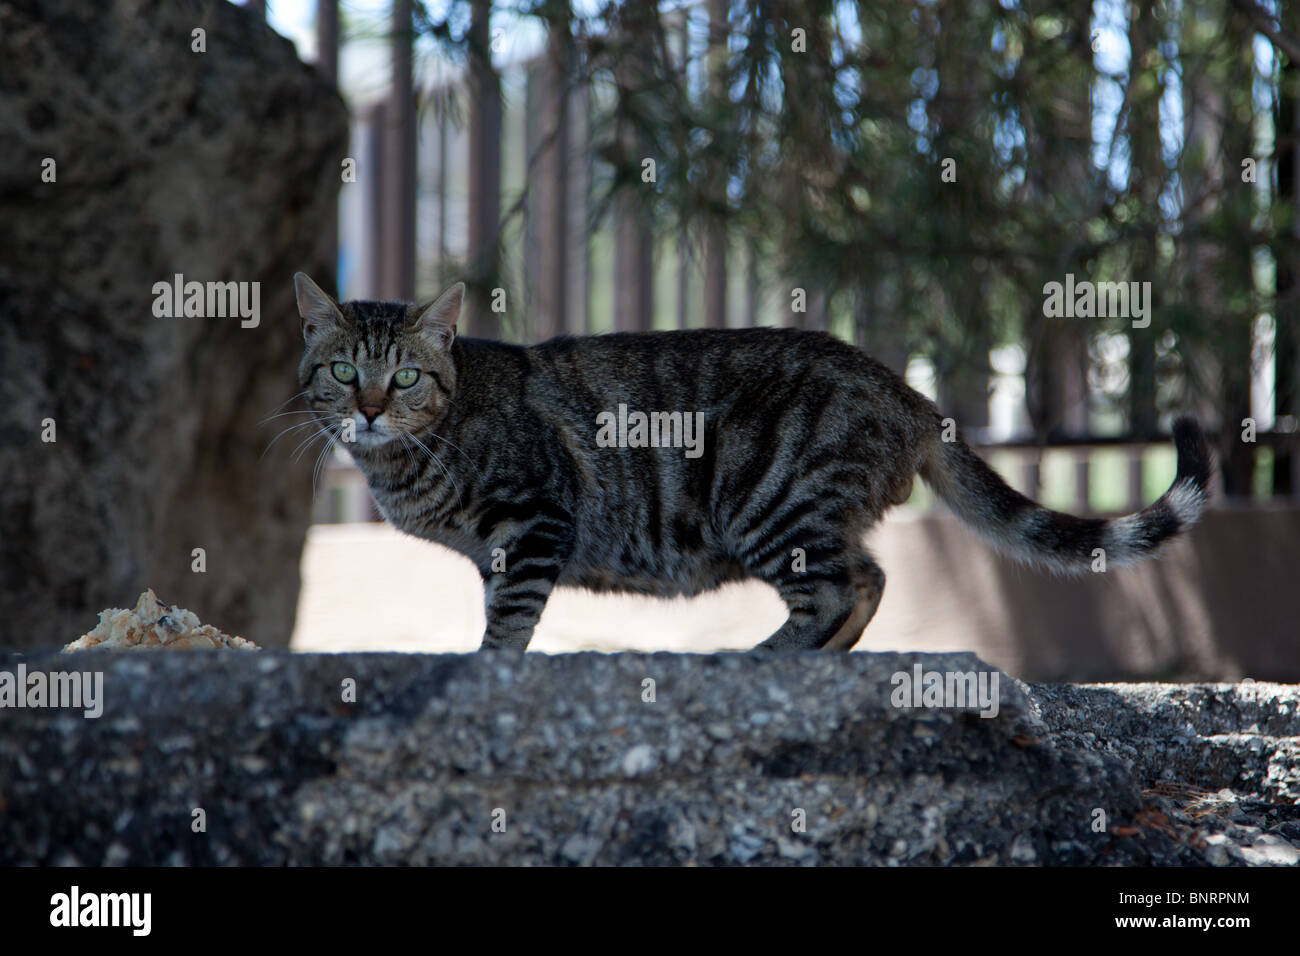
342 413 397 447
349 426 392 446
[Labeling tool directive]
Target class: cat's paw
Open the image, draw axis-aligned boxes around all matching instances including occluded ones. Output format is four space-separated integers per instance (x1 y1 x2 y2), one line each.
478 634 530 652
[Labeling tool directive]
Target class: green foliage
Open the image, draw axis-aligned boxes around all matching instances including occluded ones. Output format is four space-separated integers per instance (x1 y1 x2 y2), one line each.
413 0 1290 438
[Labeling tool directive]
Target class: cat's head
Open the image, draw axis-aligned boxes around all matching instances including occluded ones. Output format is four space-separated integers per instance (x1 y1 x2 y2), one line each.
293 273 463 448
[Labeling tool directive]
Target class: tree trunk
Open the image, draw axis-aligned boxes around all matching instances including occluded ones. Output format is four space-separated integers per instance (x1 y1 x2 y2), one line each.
380 0 416 302
703 0 729 328
0 0 348 651
1182 0 1255 497
612 4 657 332
534 11 571 341
467 0 502 338
1274 0 1299 496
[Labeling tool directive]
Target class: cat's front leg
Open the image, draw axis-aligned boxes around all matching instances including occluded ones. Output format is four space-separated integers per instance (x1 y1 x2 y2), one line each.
477 505 574 650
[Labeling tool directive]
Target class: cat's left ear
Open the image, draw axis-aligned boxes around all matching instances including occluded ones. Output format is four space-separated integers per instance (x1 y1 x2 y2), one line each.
410 282 464 350
293 272 346 342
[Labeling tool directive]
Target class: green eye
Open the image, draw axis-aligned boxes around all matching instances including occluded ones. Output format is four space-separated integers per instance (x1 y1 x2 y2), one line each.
393 368 420 388
331 362 357 384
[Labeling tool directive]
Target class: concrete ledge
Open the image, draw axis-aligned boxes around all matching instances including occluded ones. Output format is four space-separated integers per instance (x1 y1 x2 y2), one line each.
1 651 1296 865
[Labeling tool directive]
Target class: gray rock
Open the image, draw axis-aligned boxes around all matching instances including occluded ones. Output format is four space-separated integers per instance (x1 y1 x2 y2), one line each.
1009 834 1037 864
1202 834 1233 866
777 836 815 861
1236 835 1300 866
1 650 1297 865
621 744 657 776
560 835 602 865
0 0 346 652
729 824 766 863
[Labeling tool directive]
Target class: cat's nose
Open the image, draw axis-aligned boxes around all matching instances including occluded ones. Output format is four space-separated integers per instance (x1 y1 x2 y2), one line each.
359 404 383 423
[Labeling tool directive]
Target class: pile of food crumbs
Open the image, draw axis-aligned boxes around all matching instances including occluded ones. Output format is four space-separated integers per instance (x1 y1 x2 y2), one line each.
62 589 260 652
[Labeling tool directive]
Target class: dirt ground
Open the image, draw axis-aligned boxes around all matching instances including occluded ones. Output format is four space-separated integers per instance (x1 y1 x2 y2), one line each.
290 517 973 655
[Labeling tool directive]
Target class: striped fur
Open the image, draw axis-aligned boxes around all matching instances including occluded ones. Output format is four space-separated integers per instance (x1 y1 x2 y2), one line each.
920 416 1211 575
292 274 1212 650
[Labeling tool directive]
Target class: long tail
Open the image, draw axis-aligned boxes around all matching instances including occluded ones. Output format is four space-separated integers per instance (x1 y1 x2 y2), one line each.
919 417 1212 574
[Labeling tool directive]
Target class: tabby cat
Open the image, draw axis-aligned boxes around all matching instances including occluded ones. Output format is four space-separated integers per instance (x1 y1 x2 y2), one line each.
290 273 1211 651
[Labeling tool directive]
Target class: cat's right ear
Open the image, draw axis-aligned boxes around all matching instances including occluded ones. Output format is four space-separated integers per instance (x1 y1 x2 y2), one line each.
410 281 464 351
293 272 345 342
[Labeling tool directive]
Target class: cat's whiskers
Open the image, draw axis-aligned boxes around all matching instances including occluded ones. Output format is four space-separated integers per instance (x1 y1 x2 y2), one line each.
258 390 311 424
262 414 335 459
311 423 346 500
260 409 327 424
424 429 483 481
290 420 343 464
403 429 463 511
395 432 420 476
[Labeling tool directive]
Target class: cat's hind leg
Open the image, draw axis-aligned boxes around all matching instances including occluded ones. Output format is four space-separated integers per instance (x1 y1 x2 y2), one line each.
819 558 885 650
755 551 884 651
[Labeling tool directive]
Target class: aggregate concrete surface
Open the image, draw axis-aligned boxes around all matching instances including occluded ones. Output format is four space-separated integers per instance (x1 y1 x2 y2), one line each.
1 651 1296 865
